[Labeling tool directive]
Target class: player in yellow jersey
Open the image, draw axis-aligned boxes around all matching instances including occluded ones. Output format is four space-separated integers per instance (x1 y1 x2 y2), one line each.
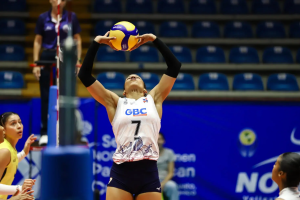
0 112 37 200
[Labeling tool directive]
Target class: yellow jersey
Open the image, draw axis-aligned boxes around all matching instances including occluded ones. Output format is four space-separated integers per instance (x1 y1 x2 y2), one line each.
0 139 18 200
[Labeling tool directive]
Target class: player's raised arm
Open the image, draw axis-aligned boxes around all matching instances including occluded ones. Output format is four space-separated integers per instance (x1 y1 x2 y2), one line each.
78 32 119 108
131 34 181 104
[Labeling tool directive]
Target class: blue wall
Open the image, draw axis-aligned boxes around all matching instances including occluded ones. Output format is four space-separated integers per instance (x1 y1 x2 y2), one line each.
1 99 300 200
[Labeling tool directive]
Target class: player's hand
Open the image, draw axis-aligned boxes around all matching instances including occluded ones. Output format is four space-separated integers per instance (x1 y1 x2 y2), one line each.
32 66 41 81
130 34 157 51
23 134 37 156
21 179 36 191
94 32 118 51
11 187 35 200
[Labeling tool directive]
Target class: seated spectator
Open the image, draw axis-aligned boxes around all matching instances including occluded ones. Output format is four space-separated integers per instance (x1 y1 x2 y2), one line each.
157 133 179 200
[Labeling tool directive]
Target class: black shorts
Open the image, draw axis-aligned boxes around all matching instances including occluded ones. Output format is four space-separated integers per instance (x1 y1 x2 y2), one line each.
107 160 161 196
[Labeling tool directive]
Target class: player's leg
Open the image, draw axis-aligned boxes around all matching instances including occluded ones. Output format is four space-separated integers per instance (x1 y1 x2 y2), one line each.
106 187 134 200
136 192 161 200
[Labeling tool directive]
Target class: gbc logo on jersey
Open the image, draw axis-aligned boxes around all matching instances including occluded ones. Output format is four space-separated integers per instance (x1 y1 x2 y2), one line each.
125 108 147 116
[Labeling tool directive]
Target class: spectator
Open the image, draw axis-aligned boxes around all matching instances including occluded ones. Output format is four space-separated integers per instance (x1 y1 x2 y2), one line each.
32 0 82 146
157 132 179 200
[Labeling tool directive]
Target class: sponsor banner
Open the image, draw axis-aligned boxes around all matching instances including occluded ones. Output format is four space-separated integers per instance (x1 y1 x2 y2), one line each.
4 100 300 200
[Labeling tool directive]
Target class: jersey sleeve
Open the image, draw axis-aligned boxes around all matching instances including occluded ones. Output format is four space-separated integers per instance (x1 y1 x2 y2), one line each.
35 15 44 36
168 149 176 162
72 13 81 35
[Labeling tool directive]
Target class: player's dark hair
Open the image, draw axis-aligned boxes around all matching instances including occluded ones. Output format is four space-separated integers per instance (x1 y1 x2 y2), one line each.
0 112 19 127
279 152 300 187
159 132 165 140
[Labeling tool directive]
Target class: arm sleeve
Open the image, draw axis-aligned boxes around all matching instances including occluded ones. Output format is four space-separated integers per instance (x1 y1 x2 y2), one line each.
78 41 99 87
0 184 18 195
17 150 26 162
152 38 181 78
72 13 81 35
34 15 44 36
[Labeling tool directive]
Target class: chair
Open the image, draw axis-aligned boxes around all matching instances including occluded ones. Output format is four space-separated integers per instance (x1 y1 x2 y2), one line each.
0 19 25 36
94 0 122 13
0 0 26 12
263 47 294 64
97 72 125 89
252 0 280 14
256 21 286 38
96 46 126 62
0 45 25 61
94 20 117 36
172 73 195 90
289 22 300 38
224 21 253 38
130 46 159 62
157 0 185 14
199 73 229 90
220 0 248 14
284 0 300 14
160 21 188 38
192 21 220 38
229 47 259 63
137 72 160 90
267 73 299 91
135 21 155 35
0 71 24 89
126 0 153 13
189 0 217 14
196 46 226 63
233 73 264 91
169 46 192 63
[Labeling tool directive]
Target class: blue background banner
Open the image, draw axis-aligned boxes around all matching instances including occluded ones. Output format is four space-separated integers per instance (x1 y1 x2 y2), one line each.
1 99 300 200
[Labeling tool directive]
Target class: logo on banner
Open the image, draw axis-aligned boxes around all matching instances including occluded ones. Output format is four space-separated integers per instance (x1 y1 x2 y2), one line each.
236 127 300 199
238 129 257 158
290 128 300 145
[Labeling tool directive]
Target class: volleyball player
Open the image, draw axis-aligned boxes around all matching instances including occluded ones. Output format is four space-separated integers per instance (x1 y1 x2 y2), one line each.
0 112 37 200
78 32 181 200
272 152 300 200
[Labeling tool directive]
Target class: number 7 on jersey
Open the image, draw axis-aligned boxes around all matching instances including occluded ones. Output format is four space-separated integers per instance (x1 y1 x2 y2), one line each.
132 120 141 140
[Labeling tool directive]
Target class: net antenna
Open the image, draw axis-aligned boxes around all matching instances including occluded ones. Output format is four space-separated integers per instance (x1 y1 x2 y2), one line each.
56 0 62 147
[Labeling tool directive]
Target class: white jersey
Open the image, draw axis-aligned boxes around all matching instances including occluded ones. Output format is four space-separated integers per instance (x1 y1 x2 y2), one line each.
111 94 161 164
278 187 300 200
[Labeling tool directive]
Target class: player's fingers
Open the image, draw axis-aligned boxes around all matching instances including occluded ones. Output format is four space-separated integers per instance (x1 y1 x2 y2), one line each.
104 31 109 37
107 37 116 40
25 190 34 195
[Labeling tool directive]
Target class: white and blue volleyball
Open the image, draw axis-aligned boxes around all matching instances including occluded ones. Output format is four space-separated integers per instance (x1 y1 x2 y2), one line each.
109 21 139 51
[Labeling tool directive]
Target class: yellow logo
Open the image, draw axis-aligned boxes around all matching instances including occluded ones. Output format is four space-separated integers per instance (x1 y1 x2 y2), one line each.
239 129 256 146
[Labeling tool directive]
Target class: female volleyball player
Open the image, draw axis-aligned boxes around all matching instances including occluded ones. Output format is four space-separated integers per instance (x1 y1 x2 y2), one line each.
0 112 37 200
78 32 181 200
272 152 300 200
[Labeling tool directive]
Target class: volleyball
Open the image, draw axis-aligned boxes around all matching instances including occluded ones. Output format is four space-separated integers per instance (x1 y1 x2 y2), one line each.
109 21 139 51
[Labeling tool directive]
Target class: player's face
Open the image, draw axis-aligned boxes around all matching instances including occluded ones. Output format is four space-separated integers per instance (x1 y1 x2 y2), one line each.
3 114 23 140
0 126 4 143
157 134 165 148
50 0 66 9
271 155 285 184
124 74 145 91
